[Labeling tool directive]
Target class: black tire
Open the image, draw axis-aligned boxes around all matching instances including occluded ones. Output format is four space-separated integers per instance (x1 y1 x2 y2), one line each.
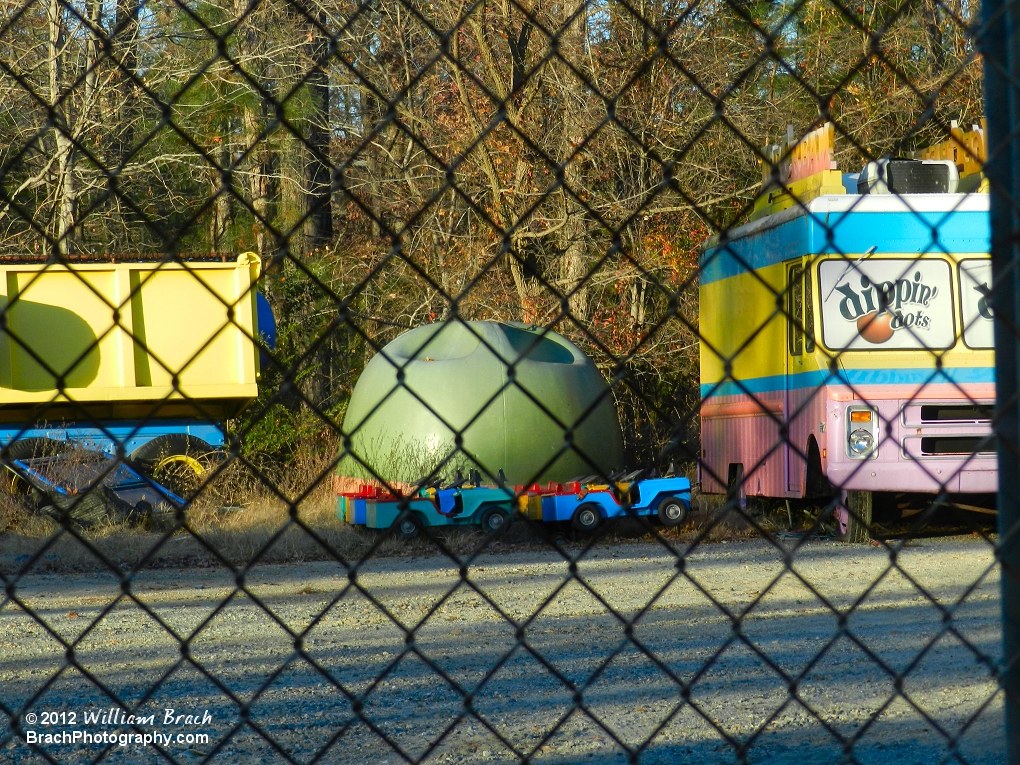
1 438 72 510
129 435 216 498
479 506 509 534
393 513 421 540
839 490 873 544
131 500 154 528
657 496 690 528
4 437 70 462
45 488 126 529
572 503 602 533
129 433 214 462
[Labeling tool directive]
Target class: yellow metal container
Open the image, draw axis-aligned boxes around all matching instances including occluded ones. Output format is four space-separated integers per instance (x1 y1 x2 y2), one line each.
0 254 262 422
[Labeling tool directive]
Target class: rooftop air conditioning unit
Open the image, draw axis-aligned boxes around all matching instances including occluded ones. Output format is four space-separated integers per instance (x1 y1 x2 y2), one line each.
857 158 959 194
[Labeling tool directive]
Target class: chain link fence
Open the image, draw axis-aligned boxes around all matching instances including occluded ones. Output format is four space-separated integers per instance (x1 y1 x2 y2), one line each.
0 0 1015 760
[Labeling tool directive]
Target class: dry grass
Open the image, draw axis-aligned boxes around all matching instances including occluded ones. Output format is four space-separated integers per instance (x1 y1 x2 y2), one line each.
3 442 988 574
0 446 395 574
0 495 379 575
0 453 777 575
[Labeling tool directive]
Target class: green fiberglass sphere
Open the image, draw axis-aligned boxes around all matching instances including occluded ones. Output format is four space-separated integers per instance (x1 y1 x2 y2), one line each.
336 321 623 487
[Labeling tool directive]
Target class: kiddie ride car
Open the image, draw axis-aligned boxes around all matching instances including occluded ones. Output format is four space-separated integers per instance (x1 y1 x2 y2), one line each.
338 470 515 539
338 469 693 538
519 470 693 532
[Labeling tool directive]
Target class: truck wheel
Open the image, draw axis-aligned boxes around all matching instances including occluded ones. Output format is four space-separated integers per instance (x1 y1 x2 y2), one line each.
4 437 69 462
838 490 873 544
479 506 508 534
130 435 215 498
657 496 690 528
572 503 602 533
393 514 421 540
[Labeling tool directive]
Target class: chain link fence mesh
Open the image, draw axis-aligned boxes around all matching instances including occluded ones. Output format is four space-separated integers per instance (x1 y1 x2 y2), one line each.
0 0 1014 760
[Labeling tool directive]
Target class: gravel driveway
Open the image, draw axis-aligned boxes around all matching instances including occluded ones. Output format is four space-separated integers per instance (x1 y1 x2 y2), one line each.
0 535 1003 764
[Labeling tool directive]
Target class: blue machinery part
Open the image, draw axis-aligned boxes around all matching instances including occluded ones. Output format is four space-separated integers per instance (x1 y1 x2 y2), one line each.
0 421 221 517
0 420 226 457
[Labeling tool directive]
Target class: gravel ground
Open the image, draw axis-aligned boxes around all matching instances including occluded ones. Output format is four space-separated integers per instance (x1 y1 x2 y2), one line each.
0 535 1004 764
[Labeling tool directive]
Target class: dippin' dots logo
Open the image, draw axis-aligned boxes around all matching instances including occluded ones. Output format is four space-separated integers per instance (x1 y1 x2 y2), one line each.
833 271 939 344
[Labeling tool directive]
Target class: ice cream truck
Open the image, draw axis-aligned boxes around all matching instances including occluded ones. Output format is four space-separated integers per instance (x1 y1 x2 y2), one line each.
699 122 993 541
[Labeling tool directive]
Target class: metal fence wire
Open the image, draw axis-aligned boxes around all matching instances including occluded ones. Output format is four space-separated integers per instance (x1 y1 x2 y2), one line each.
0 0 1017 761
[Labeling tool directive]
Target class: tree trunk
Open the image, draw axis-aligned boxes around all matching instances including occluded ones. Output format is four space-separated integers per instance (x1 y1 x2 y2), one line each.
556 0 591 322
210 137 233 250
235 0 275 257
114 0 139 166
630 276 647 326
362 88 383 240
47 0 75 256
922 0 945 70
305 13 333 252
281 121 306 255
559 160 590 322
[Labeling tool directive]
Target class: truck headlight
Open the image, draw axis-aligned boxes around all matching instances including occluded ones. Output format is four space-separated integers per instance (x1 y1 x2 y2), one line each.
846 406 878 459
848 428 875 456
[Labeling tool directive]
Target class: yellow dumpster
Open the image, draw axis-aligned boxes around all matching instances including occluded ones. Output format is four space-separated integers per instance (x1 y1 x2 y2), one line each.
0 254 262 422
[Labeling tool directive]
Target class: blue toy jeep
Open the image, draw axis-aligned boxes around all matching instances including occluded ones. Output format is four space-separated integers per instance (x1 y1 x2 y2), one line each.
520 472 693 532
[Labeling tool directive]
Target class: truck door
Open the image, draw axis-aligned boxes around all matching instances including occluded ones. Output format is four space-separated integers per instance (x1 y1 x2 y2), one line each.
786 260 814 494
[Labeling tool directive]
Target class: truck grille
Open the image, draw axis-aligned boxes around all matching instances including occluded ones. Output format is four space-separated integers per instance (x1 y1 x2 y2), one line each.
920 436 996 455
919 404 993 423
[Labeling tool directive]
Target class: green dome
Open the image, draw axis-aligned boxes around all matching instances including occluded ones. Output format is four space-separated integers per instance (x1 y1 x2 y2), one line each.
336 321 623 486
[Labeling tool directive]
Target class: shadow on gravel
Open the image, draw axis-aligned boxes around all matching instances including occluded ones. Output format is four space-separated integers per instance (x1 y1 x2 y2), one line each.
0 540 1003 764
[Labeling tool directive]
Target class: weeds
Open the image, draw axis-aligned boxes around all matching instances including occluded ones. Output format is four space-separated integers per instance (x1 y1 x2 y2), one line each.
0 471 743 573
3 440 989 575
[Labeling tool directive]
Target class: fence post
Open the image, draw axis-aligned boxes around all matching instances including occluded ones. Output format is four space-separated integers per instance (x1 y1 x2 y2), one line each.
983 2 1020 760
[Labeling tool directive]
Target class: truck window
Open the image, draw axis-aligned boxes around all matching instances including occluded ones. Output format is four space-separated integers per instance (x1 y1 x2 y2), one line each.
803 265 815 352
788 264 805 355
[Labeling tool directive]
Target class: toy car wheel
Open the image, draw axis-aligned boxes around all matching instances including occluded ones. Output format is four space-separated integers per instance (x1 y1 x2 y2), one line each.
572 503 602 533
393 514 421 540
657 496 690 528
479 506 508 534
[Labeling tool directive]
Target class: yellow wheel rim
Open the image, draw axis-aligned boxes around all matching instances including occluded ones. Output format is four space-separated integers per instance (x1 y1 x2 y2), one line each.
154 454 205 476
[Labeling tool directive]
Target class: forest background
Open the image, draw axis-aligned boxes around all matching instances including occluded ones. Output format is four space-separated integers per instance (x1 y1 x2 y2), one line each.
0 0 984 478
